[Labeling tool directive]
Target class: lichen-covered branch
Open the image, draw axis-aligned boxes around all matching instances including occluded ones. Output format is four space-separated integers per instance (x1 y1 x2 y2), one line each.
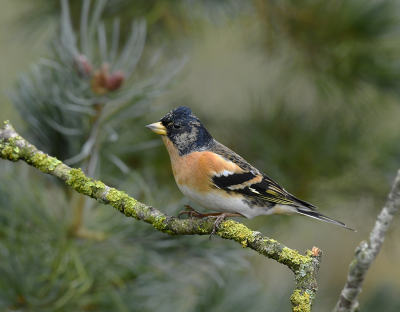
333 170 400 312
0 120 323 312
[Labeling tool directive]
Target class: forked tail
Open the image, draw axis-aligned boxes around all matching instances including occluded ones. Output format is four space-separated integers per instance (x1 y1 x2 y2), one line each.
296 208 356 231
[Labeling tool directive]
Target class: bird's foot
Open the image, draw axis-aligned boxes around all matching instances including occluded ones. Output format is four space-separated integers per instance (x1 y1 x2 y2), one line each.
178 205 203 219
178 206 243 240
178 205 222 219
207 213 244 241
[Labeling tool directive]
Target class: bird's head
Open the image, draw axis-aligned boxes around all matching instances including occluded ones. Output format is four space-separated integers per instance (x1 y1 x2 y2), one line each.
146 106 213 155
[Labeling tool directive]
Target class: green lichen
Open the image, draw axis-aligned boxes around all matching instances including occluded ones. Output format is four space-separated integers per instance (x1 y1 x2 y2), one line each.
305 249 313 257
152 215 175 235
105 188 122 203
0 138 20 162
153 216 173 234
306 289 316 303
291 289 311 312
349 258 358 271
29 153 62 173
66 168 106 197
1 144 18 161
106 188 138 218
153 216 167 230
0 134 62 171
279 247 312 266
196 224 211 235
218 219 257 247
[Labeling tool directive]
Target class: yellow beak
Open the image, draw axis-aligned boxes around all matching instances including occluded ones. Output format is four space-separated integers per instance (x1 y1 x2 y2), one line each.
146 122 167 135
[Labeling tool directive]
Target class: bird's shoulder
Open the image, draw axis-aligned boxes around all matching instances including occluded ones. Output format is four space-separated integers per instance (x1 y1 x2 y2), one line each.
207 140 253 171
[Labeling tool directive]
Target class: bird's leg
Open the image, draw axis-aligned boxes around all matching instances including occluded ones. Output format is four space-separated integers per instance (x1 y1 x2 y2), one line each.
178 207 244 240
208 213 244 240
178 205 222 219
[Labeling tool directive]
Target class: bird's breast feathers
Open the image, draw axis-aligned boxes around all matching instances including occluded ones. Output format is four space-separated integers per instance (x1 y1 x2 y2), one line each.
163 136 243 192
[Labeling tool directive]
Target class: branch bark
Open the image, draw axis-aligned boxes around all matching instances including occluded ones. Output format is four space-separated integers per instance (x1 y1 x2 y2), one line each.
333 170 400 312
0 120 322 312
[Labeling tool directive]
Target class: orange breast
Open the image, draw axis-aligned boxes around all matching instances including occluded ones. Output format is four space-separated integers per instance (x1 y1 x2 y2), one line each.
162 136 244 193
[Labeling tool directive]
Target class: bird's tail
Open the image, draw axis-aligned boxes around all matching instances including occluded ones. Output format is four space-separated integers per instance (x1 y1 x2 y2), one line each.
296 208 356 231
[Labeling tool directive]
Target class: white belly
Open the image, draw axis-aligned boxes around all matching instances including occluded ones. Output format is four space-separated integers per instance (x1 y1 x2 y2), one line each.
177 184 296 219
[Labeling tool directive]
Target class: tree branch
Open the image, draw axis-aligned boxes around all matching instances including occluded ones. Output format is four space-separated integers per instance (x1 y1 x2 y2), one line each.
333 170 400 312
0 120 322 312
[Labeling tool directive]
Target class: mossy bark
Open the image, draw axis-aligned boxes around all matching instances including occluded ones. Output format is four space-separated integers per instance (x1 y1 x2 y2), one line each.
1 121 323 312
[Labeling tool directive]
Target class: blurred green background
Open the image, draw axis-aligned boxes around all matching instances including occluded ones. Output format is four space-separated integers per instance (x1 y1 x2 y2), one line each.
1 0 400 311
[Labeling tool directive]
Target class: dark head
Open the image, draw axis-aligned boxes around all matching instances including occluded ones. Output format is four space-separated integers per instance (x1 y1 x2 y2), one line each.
146 106 213 155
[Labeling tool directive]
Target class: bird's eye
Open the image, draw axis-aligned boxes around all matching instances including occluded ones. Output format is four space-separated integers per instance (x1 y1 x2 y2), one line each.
173 123 181 129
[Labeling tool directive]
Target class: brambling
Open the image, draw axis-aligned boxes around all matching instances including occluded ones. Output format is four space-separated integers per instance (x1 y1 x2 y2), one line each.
146 106 355 238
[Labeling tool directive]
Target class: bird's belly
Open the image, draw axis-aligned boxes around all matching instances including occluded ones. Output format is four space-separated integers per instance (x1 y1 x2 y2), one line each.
177 184 281 219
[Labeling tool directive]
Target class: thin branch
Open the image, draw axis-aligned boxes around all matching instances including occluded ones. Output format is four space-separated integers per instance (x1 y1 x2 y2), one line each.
333 170 400 312
0 120 323 312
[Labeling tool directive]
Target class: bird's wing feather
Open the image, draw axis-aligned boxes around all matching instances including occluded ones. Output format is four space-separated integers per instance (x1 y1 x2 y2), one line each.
209 141 317 209
212 170 297 205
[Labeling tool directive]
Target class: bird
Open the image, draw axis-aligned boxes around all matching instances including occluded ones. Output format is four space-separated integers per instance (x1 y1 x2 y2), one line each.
146 106 355 239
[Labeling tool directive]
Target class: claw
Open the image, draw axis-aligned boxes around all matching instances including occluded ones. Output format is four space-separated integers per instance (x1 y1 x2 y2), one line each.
209 229 216 241
178 205 202 219
177 211 185 219
176 207 244 240
209 213 228 240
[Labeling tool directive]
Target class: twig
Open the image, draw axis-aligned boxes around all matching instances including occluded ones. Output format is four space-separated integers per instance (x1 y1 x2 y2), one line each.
0 120 323 312
333 170 400 312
